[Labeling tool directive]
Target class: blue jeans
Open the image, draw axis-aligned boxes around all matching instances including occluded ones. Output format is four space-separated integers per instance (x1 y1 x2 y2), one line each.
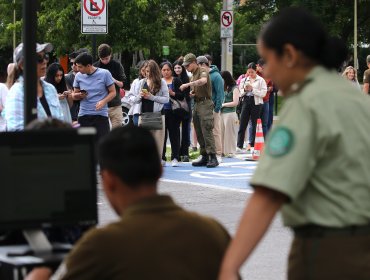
261 102 269 137
133 114 139 126
268 93 275 131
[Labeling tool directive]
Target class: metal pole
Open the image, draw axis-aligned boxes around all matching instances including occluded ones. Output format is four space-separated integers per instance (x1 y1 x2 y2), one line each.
23 0 38 126
221 0 233 74
354 0 358 70
92 34 97 62
13 0 16 50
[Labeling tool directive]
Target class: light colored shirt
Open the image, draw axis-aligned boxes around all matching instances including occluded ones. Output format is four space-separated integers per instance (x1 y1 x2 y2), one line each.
0 83 8 131
125 78 142 116
73 68 114 117
239 75 267 105
132 78 169 113
3 76 64 131
251 66 370 227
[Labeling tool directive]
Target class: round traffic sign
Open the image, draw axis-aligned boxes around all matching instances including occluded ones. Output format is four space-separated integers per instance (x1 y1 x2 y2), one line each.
84 0 105 17
222 11 232 27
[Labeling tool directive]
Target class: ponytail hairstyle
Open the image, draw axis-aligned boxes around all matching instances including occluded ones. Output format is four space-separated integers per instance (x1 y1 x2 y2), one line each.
146 60 162 94
247 62 257 71
259 7 347 70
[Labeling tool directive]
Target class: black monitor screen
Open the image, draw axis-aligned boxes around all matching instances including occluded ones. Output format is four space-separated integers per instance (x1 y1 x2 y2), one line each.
0 129 98 230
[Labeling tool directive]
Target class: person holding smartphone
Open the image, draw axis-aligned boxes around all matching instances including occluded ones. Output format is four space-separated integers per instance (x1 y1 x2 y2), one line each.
44 63 72 124
72 53 116 141
236 62 267 152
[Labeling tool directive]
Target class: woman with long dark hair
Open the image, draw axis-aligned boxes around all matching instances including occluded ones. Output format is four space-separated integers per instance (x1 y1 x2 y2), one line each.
173 60 192 162
220 71 239 157
44 62 72 123
160 61 184 167
219 7 370 280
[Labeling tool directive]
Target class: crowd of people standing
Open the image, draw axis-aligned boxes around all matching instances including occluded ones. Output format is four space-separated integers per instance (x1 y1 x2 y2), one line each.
0 41 369 168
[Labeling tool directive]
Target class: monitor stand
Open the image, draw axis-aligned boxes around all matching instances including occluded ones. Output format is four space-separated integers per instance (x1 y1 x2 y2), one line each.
6 229 66 257
23 229 52 254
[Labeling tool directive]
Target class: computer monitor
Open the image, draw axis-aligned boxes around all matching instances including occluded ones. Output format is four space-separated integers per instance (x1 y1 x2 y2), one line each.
0 129 98 253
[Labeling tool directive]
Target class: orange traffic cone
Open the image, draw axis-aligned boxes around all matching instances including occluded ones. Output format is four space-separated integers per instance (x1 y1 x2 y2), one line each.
252 119 264 160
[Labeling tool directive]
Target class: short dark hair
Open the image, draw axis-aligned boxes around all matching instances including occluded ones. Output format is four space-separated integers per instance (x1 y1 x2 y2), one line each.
98 44 112 59
160 61 173 71
257 58 265 66
204 54 213 63
98 126 162 188
75 53 93 66
259 7 347 69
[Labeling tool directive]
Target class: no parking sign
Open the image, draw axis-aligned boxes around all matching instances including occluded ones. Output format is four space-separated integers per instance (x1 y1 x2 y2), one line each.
81 0 108 34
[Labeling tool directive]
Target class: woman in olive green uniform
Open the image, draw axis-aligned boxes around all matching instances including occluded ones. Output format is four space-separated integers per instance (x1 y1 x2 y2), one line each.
219 7 370 280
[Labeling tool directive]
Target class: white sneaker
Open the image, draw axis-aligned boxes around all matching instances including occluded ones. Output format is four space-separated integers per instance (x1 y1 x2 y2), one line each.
161 160 166 167
236 147 244 154
171 159 179 167
216 156 222 163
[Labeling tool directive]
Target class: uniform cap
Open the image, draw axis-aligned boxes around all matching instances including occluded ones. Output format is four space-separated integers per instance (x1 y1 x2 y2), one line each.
182 53 197 66
13 43 53 65
196 56 209 65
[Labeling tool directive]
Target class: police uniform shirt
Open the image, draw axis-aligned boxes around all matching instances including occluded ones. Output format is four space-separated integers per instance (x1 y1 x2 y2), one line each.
191 66 212 99
60 195 230 280
364 69 370 94
251 66 370 228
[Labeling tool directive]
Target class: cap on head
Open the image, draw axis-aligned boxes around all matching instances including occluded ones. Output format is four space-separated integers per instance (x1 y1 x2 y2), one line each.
13 42 53 65
367 55 370 63
196 56 209 65
182 53 197 66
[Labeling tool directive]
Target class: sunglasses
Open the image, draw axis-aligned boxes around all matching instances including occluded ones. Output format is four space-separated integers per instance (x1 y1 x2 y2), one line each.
37 53 49 63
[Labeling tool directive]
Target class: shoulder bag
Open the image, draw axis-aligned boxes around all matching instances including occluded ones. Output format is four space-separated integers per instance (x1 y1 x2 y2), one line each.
170 97 189 118
138 79 163 130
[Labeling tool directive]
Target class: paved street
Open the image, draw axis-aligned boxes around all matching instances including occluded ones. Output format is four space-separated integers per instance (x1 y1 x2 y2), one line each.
98 158 292 279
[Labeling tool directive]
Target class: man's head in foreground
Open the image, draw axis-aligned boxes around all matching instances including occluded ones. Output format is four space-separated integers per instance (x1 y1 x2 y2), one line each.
98 126 162 215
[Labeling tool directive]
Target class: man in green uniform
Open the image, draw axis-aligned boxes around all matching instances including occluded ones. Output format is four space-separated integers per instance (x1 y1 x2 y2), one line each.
363 55 370 94
26 126 230 280
180 53 218 168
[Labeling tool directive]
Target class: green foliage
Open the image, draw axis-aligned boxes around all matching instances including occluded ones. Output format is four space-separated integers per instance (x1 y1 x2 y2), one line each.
0 0 369 79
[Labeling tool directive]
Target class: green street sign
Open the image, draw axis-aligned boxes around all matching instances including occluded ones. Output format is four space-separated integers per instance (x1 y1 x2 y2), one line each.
163 46 170 56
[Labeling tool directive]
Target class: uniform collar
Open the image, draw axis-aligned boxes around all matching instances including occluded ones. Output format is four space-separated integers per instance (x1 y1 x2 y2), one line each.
284 65 326 97
121 195 181 218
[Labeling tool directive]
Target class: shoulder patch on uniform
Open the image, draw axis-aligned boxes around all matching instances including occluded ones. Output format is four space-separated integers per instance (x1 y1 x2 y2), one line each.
267 126 294 157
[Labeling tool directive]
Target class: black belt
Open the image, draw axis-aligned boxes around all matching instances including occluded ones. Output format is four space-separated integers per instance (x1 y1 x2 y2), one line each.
293 224 370 238
194 96 211 102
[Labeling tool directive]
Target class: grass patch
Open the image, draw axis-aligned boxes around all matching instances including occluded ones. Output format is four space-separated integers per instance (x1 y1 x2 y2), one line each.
164 146 200 161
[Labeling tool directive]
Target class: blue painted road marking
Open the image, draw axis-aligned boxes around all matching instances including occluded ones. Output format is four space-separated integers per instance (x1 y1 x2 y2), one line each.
161 157 257 191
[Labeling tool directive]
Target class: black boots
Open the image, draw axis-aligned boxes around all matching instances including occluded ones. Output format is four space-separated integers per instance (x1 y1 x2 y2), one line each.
192 154 219 168
192 155 208 166
207 154 219 168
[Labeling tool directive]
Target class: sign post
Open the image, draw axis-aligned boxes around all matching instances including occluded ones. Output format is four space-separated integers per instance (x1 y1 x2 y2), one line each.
220 2 233 74
81 0 108 34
